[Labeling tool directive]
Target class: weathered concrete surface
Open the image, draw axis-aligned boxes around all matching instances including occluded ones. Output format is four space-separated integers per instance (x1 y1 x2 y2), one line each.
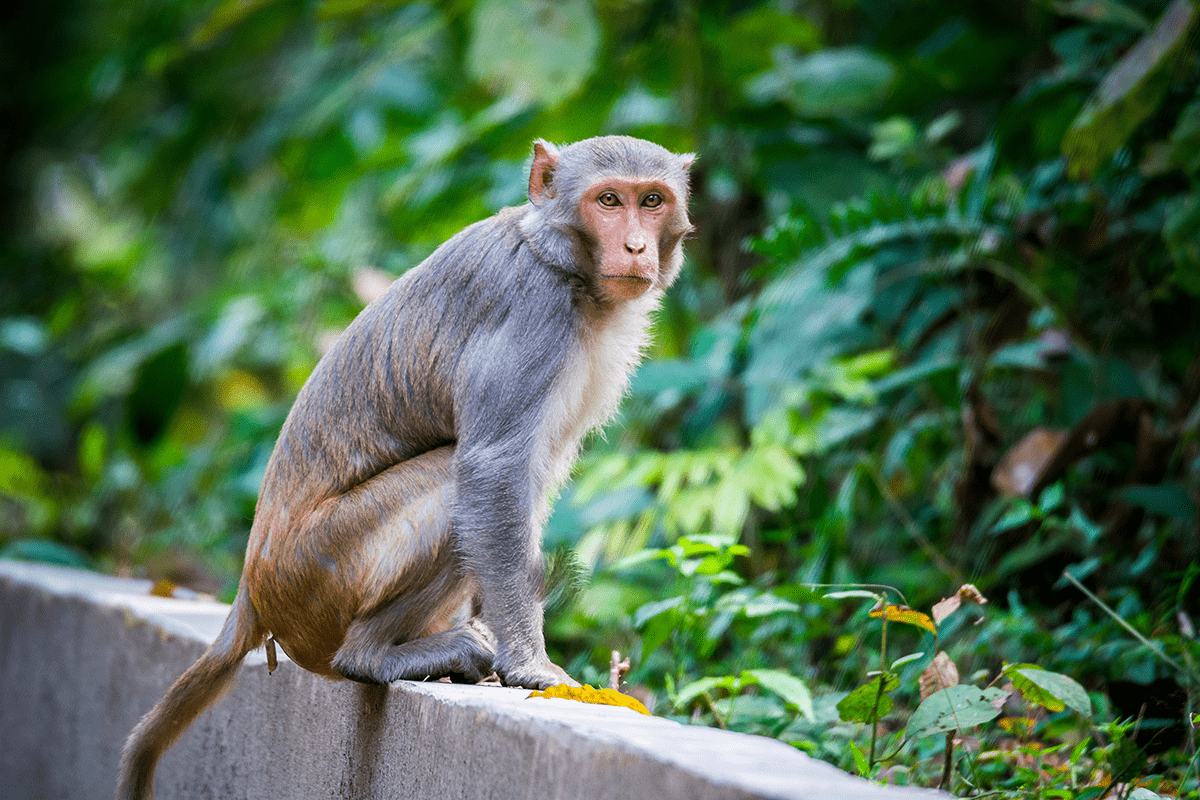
0 560 944 800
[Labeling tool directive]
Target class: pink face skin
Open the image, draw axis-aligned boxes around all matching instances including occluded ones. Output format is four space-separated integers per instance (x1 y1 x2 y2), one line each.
578 177 680 301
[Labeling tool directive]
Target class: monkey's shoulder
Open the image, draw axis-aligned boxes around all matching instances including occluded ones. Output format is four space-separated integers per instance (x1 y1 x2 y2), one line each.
373 208 574 326
411 205 527 272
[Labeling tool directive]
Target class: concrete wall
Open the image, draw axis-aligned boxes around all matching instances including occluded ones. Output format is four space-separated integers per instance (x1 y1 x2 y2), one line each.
0 561 944 800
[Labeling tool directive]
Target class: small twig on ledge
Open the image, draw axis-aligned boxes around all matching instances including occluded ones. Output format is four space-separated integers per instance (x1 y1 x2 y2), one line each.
608 650 630 691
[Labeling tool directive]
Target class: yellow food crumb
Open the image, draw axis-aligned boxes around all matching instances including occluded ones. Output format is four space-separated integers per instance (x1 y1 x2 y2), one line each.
528 684 650 715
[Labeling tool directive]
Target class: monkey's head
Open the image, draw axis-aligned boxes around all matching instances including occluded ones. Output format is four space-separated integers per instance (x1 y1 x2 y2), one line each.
521 136 695 303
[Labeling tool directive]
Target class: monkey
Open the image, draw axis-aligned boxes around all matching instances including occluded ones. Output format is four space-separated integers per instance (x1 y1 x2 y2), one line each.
116 135 695 800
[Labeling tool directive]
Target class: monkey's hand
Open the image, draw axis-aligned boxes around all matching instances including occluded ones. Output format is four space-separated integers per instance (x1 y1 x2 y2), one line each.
497 657 580 690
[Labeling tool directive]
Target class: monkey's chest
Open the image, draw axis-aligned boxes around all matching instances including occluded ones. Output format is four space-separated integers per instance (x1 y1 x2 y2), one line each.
535 305 653 489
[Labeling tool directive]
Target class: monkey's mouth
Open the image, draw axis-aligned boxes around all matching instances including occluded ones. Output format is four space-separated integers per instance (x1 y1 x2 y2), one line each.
601 274 652 285
601 273 653 300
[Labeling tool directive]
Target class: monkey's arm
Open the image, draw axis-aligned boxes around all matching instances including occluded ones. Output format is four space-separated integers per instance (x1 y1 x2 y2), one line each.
453 438 562 687
449 297 577 689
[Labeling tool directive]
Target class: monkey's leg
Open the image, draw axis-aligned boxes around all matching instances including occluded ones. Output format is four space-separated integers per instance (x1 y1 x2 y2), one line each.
301 445 492 684
331 542 495 684
333 614 496 685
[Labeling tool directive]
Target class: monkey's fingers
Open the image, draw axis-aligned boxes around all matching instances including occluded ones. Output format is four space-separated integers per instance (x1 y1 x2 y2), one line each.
499 659 579 690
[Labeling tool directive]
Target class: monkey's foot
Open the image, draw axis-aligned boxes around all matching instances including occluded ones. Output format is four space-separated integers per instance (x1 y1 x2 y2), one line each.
333 619 496 685
496 658 580 690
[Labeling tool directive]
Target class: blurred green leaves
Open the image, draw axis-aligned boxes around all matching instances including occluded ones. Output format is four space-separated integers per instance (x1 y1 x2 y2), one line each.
1062 0 1197 177
468 0 600 108
747 48 896 118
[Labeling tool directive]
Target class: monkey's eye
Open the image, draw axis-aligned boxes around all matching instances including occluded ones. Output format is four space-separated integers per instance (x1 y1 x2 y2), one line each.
598 192 622 207
641 193 664 209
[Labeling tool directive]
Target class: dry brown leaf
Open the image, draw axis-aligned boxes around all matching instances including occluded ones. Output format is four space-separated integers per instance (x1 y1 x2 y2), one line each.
957 584 987 604
931 595 960 625
992 428 1068 496
932 584 989 625
919 651 960 700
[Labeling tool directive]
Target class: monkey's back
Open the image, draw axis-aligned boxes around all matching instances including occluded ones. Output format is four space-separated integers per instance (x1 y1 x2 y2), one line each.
258 205 574 503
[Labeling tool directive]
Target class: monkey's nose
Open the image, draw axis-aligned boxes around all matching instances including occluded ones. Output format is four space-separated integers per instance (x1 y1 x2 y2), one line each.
625 240 647 254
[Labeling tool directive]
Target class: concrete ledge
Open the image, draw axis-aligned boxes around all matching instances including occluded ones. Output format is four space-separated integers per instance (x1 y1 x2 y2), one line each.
0 561 944 800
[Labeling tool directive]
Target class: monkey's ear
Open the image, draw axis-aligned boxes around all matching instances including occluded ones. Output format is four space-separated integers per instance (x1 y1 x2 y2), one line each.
529 139 560 205
679 152 697 171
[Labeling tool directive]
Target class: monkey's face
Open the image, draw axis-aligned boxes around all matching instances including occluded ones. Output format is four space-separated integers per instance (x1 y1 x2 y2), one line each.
579 177 684 301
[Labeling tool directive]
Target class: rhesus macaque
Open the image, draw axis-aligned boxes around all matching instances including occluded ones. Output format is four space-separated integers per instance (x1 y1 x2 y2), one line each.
116 135 695 800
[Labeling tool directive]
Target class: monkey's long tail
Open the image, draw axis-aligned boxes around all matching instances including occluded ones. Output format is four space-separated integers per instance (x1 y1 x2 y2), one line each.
115 580 266 800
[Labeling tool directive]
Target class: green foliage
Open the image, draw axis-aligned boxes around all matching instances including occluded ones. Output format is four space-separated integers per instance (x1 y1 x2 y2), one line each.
837 673 899 725
1062 0 1197 177
906 684 1006 740
746 48 897 117
1004 663 1092 716
3 0 1200 795
467 0 601 107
